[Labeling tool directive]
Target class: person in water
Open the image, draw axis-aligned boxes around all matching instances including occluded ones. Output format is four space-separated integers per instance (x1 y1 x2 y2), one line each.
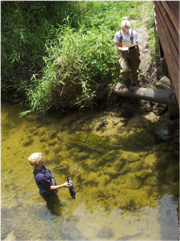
28 152 72 215
114 16 141 92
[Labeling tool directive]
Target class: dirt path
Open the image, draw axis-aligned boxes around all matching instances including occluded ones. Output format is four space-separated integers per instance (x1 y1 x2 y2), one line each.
131 18 162 89
137 25 151 74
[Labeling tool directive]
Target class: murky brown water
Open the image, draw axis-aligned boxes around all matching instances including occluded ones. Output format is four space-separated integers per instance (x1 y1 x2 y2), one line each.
1 100 179 240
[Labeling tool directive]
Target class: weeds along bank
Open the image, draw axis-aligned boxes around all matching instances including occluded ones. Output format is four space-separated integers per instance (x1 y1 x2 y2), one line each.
1 1 155 115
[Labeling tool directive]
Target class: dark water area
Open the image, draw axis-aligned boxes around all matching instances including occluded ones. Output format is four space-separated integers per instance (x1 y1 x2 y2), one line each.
1 100 179 240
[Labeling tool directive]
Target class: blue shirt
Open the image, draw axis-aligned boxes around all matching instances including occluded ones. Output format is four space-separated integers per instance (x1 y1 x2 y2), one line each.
33 164 53 191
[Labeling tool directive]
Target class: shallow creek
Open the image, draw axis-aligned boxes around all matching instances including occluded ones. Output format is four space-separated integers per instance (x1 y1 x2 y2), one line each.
1 100 179 240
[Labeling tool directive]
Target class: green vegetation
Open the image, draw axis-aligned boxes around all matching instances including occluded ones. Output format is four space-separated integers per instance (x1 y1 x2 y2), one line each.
1 1 156 114
145 1 160 64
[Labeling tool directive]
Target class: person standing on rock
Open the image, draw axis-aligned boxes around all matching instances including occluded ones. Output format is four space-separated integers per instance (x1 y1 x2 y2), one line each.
28 152 72 215
114 17 141 92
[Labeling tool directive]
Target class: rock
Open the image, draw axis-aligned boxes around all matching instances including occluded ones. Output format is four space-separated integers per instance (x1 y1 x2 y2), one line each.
127 114 151 128
29 126 37 133
38 129 46 136
69 148 78 156
35 123 44 129
98 174 111 186
142 154 156 171
139 151 149 157
22 138 34 146
39 135 47 142
53 146 61 154
154 124 169 140
119 164 131 175
112 117 120 125
84 171 98 186
49 131 57 139
48 139 58 146
103 166 119 178
102 150 116 161
78 152 89 161
126 152 140 163
129 161 142 172
124 173 142 189
135 168 153 179
144 112 160 123
97 226 114 239
119 117 129 122
113 158 125 172
152 103 168 116
57 133 62 141
144 176 157 186
117 151 128 161
96 158 106 167
155 76 172 91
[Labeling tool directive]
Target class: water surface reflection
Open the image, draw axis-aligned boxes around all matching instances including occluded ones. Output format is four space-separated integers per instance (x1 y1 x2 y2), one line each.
1 100 179 240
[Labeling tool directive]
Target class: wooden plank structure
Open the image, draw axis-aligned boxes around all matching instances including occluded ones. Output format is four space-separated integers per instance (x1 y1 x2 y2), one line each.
153 1 179 107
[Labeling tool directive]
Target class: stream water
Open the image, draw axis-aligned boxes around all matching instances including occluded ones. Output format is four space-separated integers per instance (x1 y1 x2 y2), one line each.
1 100 179 240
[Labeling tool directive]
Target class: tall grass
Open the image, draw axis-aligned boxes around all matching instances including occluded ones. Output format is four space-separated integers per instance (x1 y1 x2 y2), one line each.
1 1 82 98
26 23 119 112
1 1 155 114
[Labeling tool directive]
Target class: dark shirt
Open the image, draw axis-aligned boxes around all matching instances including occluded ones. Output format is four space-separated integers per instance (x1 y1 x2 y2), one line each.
33 164 53 191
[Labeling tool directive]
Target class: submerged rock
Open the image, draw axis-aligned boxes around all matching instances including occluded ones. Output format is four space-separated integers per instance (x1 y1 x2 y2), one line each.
102 150 117 161
129 161 142 172
154 125 169 140
142 154 156 170
97 225 114 239
113 158 125 172
124 173 142 189
135 168 153 179
127 152 140 163
48 139 58 146
22 138 34 146
144 176 157 186
119 164 131 175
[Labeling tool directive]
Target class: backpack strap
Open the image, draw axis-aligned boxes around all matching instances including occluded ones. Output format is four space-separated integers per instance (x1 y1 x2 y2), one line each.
120 29 133 46
130 29 133 45
119 30 123 47
35 171 57 186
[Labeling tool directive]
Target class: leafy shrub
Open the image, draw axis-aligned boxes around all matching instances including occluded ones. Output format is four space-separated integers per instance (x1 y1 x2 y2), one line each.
1 1 155 114
26 22 120 112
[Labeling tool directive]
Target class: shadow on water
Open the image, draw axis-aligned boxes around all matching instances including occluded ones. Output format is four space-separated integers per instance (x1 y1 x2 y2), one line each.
1 100 179 240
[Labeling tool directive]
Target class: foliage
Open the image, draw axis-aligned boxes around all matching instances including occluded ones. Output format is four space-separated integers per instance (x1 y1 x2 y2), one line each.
1 1 82 98
144 1 160 63
26 22 119 111
1 1 155 113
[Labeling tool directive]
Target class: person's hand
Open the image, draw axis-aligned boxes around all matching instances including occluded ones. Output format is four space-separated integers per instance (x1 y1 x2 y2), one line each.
63 182 73 188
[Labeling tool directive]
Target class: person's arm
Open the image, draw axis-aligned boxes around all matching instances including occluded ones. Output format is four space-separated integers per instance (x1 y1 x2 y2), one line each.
49 181 72 191
116 42 122 52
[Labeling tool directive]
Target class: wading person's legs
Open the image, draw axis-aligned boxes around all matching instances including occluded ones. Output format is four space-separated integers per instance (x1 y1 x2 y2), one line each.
118 55 131 87
128 49 141 86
